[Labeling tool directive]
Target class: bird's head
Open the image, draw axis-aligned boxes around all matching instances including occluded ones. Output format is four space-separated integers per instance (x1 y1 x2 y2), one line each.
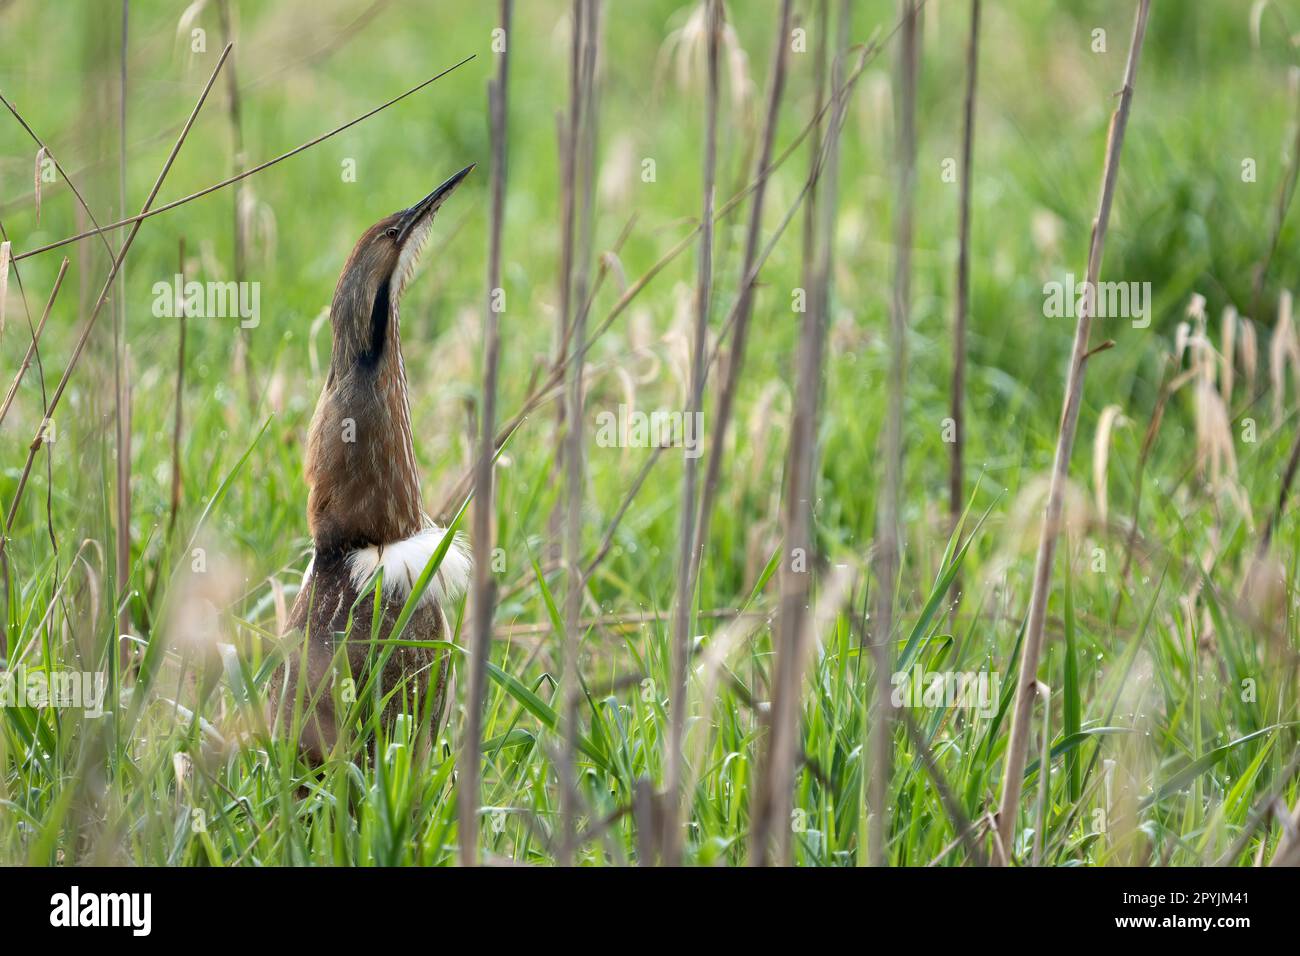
328 163 475 369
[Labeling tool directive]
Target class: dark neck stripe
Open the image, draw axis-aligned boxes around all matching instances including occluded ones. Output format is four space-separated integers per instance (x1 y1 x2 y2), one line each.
358 277 392 368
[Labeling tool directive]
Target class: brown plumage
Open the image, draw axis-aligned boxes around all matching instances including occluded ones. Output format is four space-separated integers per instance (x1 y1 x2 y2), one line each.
272 166 474 760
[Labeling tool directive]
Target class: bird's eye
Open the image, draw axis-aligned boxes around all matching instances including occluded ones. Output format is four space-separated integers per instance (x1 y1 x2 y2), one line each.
385 227 399 240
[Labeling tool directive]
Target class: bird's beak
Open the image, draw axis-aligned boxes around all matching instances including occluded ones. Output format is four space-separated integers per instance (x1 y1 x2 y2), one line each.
395 164 475 246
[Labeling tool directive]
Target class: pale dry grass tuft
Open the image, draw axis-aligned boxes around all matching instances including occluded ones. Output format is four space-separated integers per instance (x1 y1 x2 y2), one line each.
176 0 210 51
1187 295 1240 493
1241 316 1259 401
1092 404 1128 524
984 474 1091 588
0 240 9 338
1270 289 1300 421
659 2 754 120
236 182 277 268
1181 296 1255 532
1221 304 1237 403
32 147 46 225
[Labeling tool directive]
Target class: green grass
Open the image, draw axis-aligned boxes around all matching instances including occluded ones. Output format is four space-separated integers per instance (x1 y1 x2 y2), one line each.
2 0 1300 866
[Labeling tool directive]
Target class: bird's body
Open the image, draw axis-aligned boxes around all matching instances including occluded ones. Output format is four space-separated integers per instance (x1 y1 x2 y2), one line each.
273 166 474 759
281 546 459 759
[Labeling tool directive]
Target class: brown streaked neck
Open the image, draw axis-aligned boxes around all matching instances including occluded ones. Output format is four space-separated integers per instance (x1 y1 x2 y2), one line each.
301 167 474 558
305 286 423 557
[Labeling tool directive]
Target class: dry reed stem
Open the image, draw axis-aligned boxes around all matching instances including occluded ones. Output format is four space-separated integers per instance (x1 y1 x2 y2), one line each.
0 0 394 219
434 36 889 519
691 0 793 587
0 259 68 431
114 0 132 642
556 11 897 554
665 0 721 868
167 238 187 540
9 55 474 264
582 444 665 587
461 0 513 868
549 5 583 573
0 220 58 567
0 239 8 339
1250 82 1300 321
560 0 601 867
551 10 581 862
575 27 884 585
870 0 918 868
1259 422 1300 557
0 36 121 614
801 0 829 295
1116 363 1194 589
1214 750 1300 865
950 0 980 529
0 100 117 263
995 0 1151 857
216 0 257 404
900 708 987 866
750 0 850 867
1031 680 1051 866
2 44 232 550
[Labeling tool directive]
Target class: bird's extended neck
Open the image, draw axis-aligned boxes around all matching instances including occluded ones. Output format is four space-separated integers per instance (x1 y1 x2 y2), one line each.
305 295 424 555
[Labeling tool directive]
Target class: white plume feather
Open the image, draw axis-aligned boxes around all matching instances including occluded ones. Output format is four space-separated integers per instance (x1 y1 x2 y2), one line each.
346 525 470 609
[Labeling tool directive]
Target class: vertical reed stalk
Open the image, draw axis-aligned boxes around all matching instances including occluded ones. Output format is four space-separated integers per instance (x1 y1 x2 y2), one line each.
1031 681 1051 866
0 221 54 565
1259 423 1300 557
113 0 132 641
869 0 918 869
748 0 816 868
550 2 583 569
665 0 721 867
0 260 68 431
560 0 601 867
168 238 187 540
949 0 980 530
751 0 850 867
1250 86 1300 322
217 0 256 403
802 0 828 278
555 0 583 869
461 0 512 868
1 46 232 553
995 0 1151 857
692 0 793 585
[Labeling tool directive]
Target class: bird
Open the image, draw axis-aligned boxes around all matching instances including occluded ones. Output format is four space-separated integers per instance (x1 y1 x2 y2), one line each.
272 165 475 760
